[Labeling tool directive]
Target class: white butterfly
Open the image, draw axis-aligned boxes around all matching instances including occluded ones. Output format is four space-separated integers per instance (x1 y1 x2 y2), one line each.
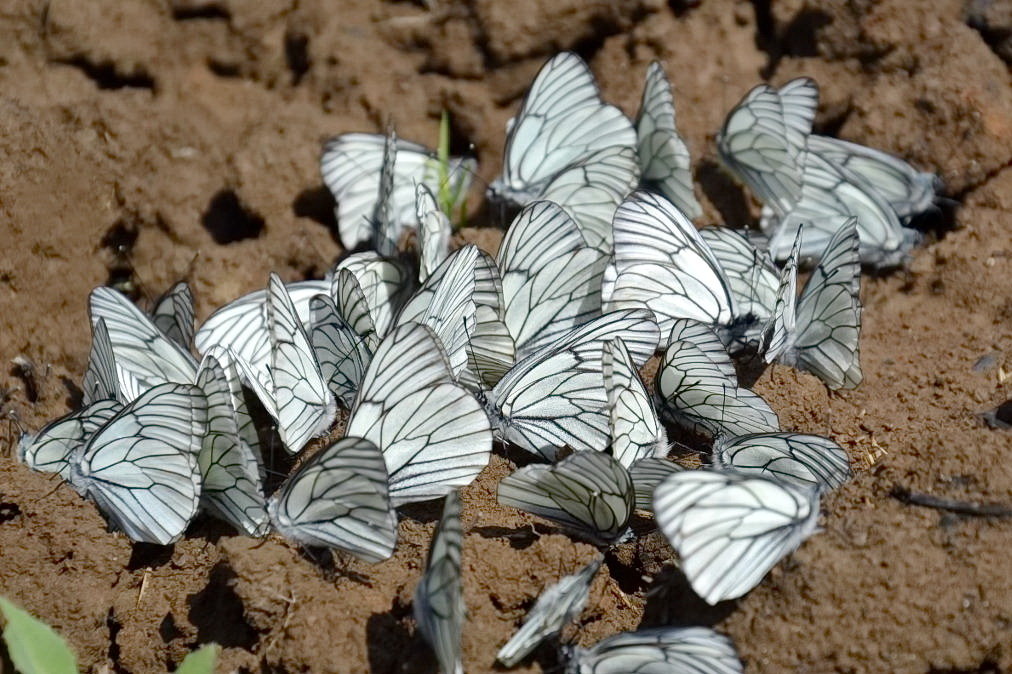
488 52 639 251
497 450 635 546
636 61 702 219
413 490 465 674
655 318 780 438
763 220 862 389
712 432 852 493
195 348 269 536
240 274 337 454
602 337 667 468
151 281 196 350
482 308 659 461
309 293 373 409
18 399 123 480
321 132 474 252
68 382 207 545
628 457 685 512
82 318 121 405
653 470 820 605
90 286 199 402
268 436 398 563
345 322 492 506
498 200 608 359
333 252 413 345
496 557 600 667
806 134 938 220
698 226 781 324
566 626 743 674
415 183 452 283
607 191 766 351
717 78 818 214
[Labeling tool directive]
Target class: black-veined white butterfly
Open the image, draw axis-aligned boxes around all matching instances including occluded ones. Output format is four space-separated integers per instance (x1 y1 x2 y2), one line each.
497 450 634 546
239 274 337 454
416 183 452 283
18 399 123 481
603 337 667 468
195 348 268 537
497 557 601 667
698 226 781 324
654 318 780 438
68 382 207 545
498 200 608 359
565 626 743 674
334 251 413 345
413 490 465 674
309 293 373 409
345 322 492 506
487 52 639 251
321 132 474 252
636 61 701 219
653 470 820 605
90 286 199 402
268 436 397 563
712 432 852 493
82 318 121 405
151 281 196 350
717 78 818 215
482 308 659 461
628 457 685 512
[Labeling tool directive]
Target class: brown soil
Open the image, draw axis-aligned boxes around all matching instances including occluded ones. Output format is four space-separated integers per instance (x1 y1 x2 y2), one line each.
1 1 1010 672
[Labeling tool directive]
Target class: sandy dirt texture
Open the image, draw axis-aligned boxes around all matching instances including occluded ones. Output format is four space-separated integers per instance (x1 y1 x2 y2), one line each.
0 0 1011 672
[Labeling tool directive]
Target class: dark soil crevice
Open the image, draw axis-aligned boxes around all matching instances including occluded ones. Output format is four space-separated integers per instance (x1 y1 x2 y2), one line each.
54 57 156 90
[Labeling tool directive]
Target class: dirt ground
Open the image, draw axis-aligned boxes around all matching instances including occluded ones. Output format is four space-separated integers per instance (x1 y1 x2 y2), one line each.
0 0 1010 672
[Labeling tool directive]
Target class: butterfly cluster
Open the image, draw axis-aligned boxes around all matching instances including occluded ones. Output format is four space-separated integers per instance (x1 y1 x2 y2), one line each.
17 52 938 672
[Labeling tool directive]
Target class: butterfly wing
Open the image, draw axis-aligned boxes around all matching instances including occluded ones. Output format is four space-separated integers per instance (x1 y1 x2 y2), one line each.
497 450 634 546
268 436 397 562
628 457 685 512
416 183 452 283
603 338 667 468
151 281 196 350
698 226 780 324
18 399 123 480
82 318 122 405
713 432 852 493
569 626 743 674
310 294 373 409
653 470 819 604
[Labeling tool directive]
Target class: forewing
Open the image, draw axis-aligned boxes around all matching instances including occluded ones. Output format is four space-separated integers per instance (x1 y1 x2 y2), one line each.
571 626 742 674
310 294 373 409
414 491 465 674
628 457 685 512
603 338 666 468
18 399 122 480
82 318 122 405
714 433 852 493
151 281 196 350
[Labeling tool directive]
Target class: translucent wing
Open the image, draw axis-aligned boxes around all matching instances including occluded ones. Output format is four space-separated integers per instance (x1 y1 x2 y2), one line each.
346 322 492 506
151 281 196 350
636 61 701 219
17 399 122 480
68 383 207 545
698 226 780 323
716 78 818 214
628 457 685 511
332 267 378 348
762 151 917 268
655 320 780 438
497 450 634 546
246 273 336 454
82 318 121 405
413 491 465 674
762 227 801 363
567 626 743 674
194 278 330 378
603 338 667 468
321 133 474 251
497 558 601 667
806 134 938 219
416 183 452 283
89 287 198 402
268 436 397 563
334 252 412 342
195 350 268 536
486 308 659 461
608 191 737 342
372 130 399 257
774 220 862 389
310 294 373 409
498 201 608 357
713 432 852 493
653 470 819 605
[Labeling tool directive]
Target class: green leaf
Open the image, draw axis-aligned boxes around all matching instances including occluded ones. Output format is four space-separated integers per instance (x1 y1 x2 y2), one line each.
174 643 220 674
0 597 78 674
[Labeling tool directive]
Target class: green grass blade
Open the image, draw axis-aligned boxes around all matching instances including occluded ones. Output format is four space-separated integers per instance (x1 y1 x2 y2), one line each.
0 597 78 674
174 643 220 674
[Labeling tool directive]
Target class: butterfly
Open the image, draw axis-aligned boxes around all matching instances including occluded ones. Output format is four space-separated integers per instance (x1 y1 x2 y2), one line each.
607 191 768 352
653 470 820 605
763 220 862 389
482 308 659 461
628 457 685 512
321 132 474 252
415 184 452 283
565 626 743 674
344 322 492 506
413 490 465 674
18 398 123 481
603 337 667 468
497 450 635 546
635 61 701 219
67 382 208 545
654 318 780 438
308 293 373 409
487 52 639 251
150 281 196 350
82 318 121 405
497 557 601 667
712 432 852 493
268 435 397 563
